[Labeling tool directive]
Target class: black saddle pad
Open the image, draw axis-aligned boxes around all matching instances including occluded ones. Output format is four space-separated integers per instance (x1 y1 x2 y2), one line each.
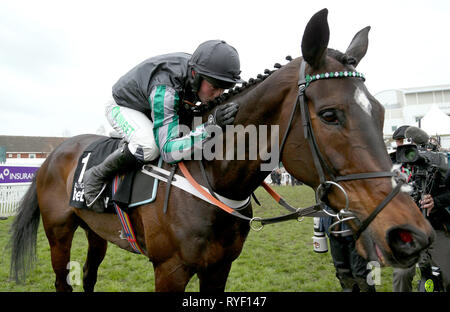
69 137 160 213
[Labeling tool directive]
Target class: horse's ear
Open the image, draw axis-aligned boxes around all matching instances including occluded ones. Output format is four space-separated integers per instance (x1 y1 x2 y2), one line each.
301 8 330 69
345 26 371 67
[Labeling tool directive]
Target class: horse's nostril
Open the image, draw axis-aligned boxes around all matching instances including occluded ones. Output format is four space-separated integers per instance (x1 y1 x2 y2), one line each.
398 229 413 243
386 226 431 267
388 228 416 250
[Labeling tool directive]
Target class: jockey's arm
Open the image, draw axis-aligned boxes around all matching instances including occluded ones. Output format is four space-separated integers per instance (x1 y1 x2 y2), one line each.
149 85 214 164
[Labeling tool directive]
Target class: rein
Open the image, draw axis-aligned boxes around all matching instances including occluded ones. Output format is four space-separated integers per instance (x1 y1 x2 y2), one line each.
178 162 324 231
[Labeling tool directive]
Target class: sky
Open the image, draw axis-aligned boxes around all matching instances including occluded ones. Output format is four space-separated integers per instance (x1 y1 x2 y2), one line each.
1 0 449 137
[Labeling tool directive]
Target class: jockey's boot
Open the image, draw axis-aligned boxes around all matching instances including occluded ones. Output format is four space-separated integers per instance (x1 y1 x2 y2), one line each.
83 144 138 212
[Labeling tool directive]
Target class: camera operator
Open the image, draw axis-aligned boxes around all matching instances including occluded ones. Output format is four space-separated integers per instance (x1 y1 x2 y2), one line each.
417 165 450 292
391 125 450 292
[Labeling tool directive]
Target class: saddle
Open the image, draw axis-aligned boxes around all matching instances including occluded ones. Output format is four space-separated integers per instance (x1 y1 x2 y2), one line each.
69 137 161 214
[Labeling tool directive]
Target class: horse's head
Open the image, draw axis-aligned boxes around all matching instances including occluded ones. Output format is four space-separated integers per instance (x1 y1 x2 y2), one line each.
281 9 434 267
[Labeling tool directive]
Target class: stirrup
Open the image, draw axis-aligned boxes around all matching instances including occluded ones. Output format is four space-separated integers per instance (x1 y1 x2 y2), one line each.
85 183 107 207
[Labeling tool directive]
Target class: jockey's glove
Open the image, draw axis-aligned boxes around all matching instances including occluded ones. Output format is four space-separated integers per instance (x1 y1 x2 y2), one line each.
207 102 239 128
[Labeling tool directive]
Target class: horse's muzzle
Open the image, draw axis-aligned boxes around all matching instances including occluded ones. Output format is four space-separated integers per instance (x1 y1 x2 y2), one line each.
386 225 435 268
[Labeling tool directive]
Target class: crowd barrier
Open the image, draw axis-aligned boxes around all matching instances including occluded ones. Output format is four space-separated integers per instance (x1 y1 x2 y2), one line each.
0 183 32 217
0 164 40 218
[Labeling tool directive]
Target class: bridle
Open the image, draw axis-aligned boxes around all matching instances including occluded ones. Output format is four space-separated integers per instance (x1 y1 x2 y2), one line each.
181 58 407 239
279 59 408 240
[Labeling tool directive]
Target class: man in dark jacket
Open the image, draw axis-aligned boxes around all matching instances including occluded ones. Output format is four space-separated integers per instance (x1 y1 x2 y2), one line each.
83 40 244 210
391 126 450 292
417 169 450 291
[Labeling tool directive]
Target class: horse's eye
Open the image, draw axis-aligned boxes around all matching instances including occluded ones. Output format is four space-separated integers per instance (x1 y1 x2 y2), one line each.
319 110 339 125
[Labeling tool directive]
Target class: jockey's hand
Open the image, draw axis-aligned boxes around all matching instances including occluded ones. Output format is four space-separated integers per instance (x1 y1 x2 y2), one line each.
208 102 239 128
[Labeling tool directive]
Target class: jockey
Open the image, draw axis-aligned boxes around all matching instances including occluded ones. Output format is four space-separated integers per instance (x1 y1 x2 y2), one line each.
83 40 244 210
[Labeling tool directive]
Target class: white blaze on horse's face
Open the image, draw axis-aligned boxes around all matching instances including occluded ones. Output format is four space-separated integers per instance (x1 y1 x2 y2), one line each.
354 87 372 116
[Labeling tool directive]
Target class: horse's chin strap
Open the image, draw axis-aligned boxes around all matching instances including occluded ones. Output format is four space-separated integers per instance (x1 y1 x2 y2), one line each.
279 59 406 240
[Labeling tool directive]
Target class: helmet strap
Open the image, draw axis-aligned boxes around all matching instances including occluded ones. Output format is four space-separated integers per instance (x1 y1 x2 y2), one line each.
189 69 203 94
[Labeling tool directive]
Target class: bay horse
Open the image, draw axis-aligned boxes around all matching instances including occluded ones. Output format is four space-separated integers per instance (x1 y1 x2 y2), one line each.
9 9 434 292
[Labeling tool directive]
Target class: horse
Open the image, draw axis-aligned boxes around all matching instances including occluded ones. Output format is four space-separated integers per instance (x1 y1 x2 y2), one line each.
9 9 434 292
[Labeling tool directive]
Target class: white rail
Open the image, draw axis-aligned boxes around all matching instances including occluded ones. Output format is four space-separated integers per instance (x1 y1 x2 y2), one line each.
0 183 32 217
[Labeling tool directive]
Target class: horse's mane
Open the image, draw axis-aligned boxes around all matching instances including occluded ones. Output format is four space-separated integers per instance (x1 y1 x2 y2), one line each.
205 49 353 112
204 55 294 112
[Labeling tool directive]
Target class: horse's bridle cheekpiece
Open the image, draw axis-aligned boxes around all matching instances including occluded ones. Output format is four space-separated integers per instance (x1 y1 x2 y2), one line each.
279 59 407 240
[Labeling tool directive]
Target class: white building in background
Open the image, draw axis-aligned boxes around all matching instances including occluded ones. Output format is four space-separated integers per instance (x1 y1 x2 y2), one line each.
375 84 450 135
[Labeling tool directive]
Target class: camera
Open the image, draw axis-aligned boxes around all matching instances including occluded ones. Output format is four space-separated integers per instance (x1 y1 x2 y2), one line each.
396 144 448 176
395 127 449 204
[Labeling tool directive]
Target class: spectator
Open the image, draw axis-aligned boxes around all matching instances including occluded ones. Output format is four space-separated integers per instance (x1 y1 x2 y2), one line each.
270 169 281 185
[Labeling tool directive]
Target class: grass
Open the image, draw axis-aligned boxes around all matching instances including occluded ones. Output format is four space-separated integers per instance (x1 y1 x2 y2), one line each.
0 184 415 292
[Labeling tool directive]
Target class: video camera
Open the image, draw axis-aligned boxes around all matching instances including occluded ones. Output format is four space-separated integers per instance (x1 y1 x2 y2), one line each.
396 144 448 174
395 126 449 204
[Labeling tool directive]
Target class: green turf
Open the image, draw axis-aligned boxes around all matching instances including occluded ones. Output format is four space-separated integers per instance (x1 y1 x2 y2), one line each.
1 184 418 292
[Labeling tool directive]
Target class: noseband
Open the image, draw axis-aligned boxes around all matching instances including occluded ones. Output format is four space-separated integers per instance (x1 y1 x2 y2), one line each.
280 60 407 240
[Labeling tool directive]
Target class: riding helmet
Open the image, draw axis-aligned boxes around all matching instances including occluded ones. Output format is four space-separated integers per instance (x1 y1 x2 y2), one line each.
189 40 245 91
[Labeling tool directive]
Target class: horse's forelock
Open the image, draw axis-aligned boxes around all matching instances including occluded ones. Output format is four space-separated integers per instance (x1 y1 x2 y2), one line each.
327 48 357 66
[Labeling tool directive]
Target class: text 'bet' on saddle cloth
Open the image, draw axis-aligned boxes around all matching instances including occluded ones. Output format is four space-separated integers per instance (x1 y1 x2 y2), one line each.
69 137 159 213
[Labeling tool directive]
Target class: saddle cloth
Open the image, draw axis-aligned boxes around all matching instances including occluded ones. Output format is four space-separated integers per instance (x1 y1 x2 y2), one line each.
69 137 160 213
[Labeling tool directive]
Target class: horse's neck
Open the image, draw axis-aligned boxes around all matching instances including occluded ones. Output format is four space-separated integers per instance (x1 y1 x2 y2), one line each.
207 78 291 199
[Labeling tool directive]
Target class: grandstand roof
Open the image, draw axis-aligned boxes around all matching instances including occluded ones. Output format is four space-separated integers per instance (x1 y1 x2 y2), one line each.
0 135 67 153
